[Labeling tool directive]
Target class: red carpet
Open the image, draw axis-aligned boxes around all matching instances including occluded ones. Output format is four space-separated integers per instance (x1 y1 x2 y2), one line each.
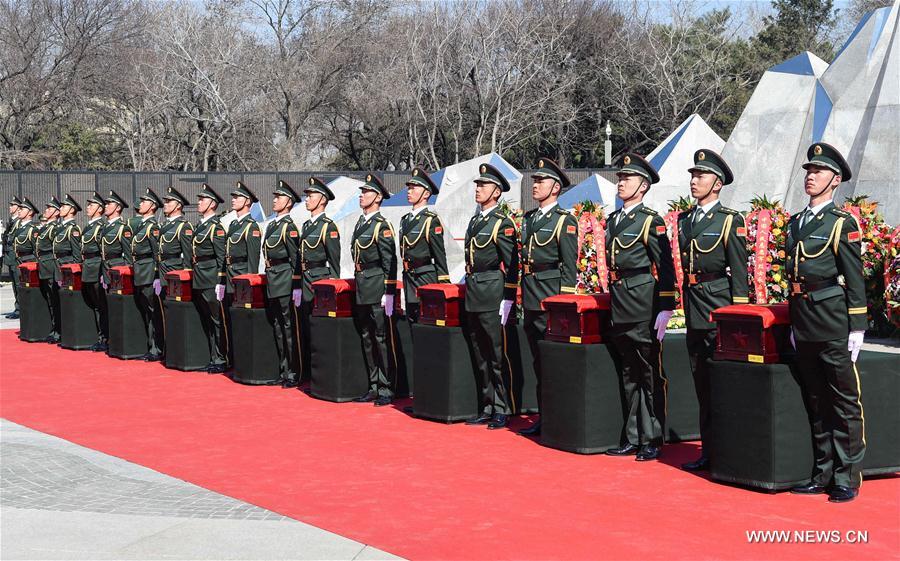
1 330 898 560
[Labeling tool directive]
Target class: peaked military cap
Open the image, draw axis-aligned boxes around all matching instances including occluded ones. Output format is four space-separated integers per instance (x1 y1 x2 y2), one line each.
61 193 82 212
139 188 162 208
231 181 258 203
197 183 224 204
360 173 391 199
474 163 511 192
104 190 129 209
10 195 22 207
46 196 62 210
86 191 105 206
305 176 335 201
688 149 733 185
163 186 189 206
802 142 852 182
617 152 660 184
274 180 300 203
20 197 39 214
532 157 571 189
405 167 439 195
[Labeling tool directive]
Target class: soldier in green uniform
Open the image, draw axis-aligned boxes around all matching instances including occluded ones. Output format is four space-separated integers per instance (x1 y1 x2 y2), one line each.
12 199 39 325
263 180 302 387
399 167 449 323
191 184 228 373
517 158 579 437
80 192 107 351
604 153 676 461
130 189 164 361
52 194 84 340
298 177 341 380
785 143 867 503
3 197 23 319
99 190 133 354
36 197 62 343
675 150 749 471
218 181 262 367
351 174 398 406
462 164 519 430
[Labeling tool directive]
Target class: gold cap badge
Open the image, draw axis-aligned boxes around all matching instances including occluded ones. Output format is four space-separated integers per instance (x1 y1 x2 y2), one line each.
309 177 315 185
538 159 545 168
366 174 372 182
480 165 486 173
698 151 706 161
623 155 631 165
413 169 418 176
814 145 823 155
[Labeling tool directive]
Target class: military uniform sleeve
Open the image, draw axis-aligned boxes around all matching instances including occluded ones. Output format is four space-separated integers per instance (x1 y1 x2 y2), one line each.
213 221 227 282
560 213 578 294
324 221 341 276
287 222 302 291
837 216 867 332
179 224 193 270
247 222 262 275
71 225 83 262
648 215 676 310
122 224 134 263
430 216 450 282
727 213 749 303
498 216 519 301
378 220 398 297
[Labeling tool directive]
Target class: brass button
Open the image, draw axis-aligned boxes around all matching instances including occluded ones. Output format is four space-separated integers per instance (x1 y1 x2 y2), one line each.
682 252 687 257
800 257 806 262
614 250 619 254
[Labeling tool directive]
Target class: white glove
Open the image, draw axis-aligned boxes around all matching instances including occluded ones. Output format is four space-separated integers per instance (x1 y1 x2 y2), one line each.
383 294 394 317
291 289 302 308
153 279 162 295
56 279 64 287
790 329 796 350
215 284 225 301
499 299 513 326
100 276 108 290
654 310 674 341
848 330 865 363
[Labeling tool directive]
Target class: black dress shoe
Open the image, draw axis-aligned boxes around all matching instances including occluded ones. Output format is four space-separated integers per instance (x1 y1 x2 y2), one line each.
606 443 640 456
636 445 661 461
91 342 108 352
281 379 298 389
487 414 508 430
45 335 60 344
465 413 492 425
681 457 710 471
374 396 392 407
790 481 828 495
143 353 163 362
517 420 542 436
207 364 226 374
828 485 858 503
6 311 20 319
355 390 377 402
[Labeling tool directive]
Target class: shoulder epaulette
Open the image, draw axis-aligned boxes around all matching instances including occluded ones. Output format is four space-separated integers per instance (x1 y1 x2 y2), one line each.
554 207 571 216
323 217 334 223
830 208 850 217
639 207 658 216
719 207 739 215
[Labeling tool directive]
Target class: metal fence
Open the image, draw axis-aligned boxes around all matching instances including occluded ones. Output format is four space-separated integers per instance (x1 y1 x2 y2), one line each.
0 168 619 225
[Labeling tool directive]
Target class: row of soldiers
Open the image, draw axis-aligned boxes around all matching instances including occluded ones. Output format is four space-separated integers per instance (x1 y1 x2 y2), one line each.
2 142 866 503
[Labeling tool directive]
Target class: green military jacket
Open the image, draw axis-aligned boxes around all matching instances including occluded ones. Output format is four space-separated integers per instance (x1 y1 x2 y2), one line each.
52 219 82 278
299 213 340 302
400 207 449 305
676 202 749 330
785 202 867 342
156 216 192 280
80 218 106 283
130 217 159 287
12 219 38 265
100 217 132 285
605 203 676 324
223 213 261 294
36 220 59 281
2 217 20 267
463 207 519 313
262 214 301 299
191 216 226 290
351 212 397 306
520 205 578 311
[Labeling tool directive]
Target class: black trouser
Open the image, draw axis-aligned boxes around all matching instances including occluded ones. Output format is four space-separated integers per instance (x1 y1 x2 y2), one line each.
267 294 298 382
82 281 107 342
298 300 313 381
464 310 512 416
523 309 547 412
686 327 717 457
6 263 19 311
608 320 664 446
353 303 393 398
795 337 866 489
405 302 420 324
39 278 60 338
194 287 226 367
224 292 234 366
134 284 164 356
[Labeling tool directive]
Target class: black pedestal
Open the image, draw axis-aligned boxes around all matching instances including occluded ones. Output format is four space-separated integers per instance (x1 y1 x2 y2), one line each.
708 351 900 491
231 307 280 385
164 300 211 371
504 323 539 414
309 316 368 402
107 293 146 359
18 286 51 342
59 287 96 350
411 324 480 422
388 315 414 397
539 341 625 453
660 333 700 443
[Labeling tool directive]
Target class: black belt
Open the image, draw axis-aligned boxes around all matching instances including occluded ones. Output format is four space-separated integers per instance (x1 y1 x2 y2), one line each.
523 262 558 275
55 251 72 258
465 263 497 274
38 250 53 256
161 253 182 259
16 253 35 260
789 276 839 295
403 257 432 271
683 271 726 286
354 260 381 272
82 251 100 259
193 254 216 263
133 252 153 259
609 266 650 282
267 257 290 266
226 255 247 265
302 259 327 271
